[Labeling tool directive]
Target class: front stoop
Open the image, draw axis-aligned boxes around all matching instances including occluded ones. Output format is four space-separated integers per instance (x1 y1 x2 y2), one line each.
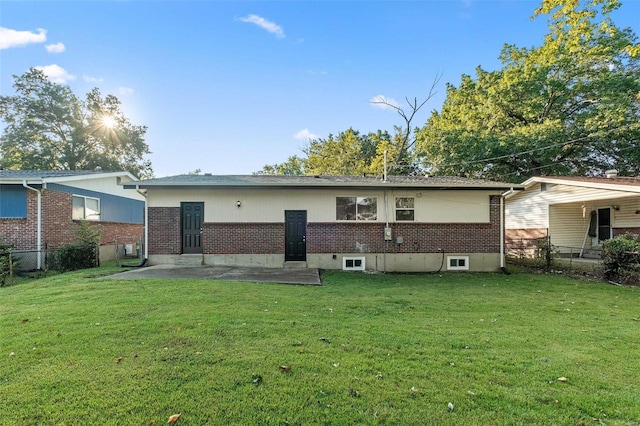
176 254 204 266
284 261 307 269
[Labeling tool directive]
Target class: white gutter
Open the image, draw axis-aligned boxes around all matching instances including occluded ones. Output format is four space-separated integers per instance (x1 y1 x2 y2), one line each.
136 185 148 260
22 181 43 269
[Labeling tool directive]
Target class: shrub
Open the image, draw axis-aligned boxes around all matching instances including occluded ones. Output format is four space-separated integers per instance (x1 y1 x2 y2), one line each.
601 233 640 282
0 241 13 286
50 221 101 273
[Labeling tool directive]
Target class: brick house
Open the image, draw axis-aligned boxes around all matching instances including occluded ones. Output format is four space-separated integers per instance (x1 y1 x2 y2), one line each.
124 175 521 272
505 172 640 257
0 170 145 269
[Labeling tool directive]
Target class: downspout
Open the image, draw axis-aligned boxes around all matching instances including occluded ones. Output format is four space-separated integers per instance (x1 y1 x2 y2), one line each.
136 185 148 261
500 188 515 270
23 181 42 269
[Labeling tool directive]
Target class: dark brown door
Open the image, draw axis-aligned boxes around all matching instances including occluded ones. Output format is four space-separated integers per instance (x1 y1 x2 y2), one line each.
182 202 203 254
285 210 307 261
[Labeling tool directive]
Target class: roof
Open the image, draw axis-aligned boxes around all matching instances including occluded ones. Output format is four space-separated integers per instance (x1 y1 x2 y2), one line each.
0 170 139 185
124 174 522 191
520 175 640 194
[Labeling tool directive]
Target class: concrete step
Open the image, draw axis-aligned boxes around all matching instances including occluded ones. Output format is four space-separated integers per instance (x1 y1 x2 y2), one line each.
581 249 602 260
176 254 203 266
284 261 307 269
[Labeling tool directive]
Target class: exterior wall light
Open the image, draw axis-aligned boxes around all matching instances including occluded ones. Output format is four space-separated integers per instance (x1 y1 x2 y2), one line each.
237 200 241 208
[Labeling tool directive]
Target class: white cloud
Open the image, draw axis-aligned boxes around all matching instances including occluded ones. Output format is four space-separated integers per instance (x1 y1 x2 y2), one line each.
45 42 65 53
35 64 76 83
239 14 285 39
83 75 104 83
0 27 47 50
294 129 318 141
118 87 135 96
370 95 400 110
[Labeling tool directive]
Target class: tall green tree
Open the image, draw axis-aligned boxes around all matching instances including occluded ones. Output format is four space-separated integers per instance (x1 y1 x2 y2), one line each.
257 127 423 177
0 68 153 178
257 155 307 175
417 0 640 182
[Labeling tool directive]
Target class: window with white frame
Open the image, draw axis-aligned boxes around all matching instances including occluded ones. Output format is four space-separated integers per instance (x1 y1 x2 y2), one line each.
336 197 377 221
72 195 100 220
447 256 469 271
395 197 415 221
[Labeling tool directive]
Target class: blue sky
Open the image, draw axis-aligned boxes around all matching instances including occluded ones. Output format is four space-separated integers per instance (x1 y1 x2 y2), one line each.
1 0 639 177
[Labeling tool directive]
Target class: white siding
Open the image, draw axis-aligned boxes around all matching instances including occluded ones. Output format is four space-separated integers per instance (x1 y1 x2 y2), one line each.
63 176 145 200
507 183 640 229
507 180 640 251
506 183 548 229
549 203 593 250
543 184 636 204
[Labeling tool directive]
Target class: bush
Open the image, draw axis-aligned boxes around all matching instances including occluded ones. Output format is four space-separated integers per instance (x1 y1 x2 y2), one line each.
50 221 101 273
601 233 640 282
51 243 98 272
0 242 13 286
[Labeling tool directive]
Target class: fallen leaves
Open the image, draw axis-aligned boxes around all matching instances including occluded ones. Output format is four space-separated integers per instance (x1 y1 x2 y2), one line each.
557 376 568 382
279 365 291 371
167 413 181 423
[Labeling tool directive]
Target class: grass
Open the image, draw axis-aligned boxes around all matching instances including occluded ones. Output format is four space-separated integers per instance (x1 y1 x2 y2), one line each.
1 268 640 425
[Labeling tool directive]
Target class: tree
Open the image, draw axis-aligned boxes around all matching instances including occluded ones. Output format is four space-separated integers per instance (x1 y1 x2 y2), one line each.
370 76 440 175
417 0 640 182
257 127 424 177
0 68 153 178
256 155 307 175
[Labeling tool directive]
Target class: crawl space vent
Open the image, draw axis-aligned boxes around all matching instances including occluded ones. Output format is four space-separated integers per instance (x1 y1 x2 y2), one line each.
447 256 469 271
343 256 365 271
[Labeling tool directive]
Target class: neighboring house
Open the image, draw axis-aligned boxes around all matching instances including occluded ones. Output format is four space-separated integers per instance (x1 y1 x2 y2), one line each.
0 170 145 269
124 175 521 272
505 171 640 257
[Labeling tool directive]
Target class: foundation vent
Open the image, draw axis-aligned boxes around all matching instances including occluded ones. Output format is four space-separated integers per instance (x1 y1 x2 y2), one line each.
343 256 366 271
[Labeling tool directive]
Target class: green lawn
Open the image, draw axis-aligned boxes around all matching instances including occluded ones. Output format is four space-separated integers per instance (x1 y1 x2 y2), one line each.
1 268 639 425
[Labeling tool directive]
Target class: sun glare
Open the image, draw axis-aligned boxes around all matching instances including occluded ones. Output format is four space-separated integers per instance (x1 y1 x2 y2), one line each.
101 115 117 129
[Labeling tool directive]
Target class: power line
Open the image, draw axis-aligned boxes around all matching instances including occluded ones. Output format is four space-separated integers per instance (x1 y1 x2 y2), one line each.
424 122 639 170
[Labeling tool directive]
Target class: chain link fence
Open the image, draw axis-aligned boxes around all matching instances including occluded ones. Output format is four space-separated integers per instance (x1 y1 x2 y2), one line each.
506 236 605 272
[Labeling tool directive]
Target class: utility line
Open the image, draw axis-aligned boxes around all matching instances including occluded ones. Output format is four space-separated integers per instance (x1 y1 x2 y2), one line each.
424 122 639 170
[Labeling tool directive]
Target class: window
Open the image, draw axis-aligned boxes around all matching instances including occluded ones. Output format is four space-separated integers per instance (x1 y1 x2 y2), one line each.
73 195 100 220
336 197 377 221
343 256 366 271
447 256 469 271
395 197 415 221
0 185 27 218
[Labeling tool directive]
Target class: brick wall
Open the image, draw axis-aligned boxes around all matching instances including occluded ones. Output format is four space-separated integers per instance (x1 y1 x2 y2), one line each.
91 222 144 246
148 207 181 254
202 223 284 254
505 228 549 240
293 195 500 255
1 189 144 251
308 220 500 254
613 227 640 237
0 190 38 250
42 189 75 246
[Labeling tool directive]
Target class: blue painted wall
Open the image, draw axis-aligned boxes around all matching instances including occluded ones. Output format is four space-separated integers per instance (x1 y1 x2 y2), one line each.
49 183 144 224
0 185 27 218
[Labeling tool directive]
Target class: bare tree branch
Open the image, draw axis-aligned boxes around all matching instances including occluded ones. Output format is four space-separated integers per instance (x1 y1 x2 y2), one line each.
369 73 442 172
